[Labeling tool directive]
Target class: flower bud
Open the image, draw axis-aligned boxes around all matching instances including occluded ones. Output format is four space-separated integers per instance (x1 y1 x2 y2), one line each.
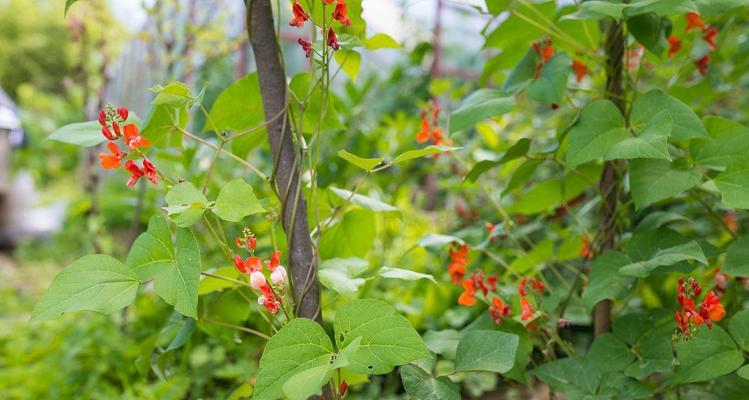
250 271 267 289
102 126 116 140
117 107 129 121
98 110 107 126
270 266 286 285
247 236 257 251
112 121 121 136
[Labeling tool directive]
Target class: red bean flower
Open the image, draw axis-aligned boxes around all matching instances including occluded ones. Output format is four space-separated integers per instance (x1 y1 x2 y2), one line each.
289 1 309 28
695 55 709 76
123 124 151 150
572 60 587 83
98 142 126 169
298 38 313 58
332 0 352 26
703 26 718 51
667 35 682 58
125 160 145 188
458 278 477 306
327 27 340 50
685 12 704 33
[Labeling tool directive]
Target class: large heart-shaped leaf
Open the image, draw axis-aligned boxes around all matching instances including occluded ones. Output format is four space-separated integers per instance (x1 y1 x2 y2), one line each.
212 179 265 222
153 228 201 319
454 330 519 373
629 159 701 209
30 255 140 322
334 299 429 374
566 100 629 167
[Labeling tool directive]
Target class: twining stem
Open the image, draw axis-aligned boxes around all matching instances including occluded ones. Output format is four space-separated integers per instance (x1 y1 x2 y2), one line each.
592 19 627 337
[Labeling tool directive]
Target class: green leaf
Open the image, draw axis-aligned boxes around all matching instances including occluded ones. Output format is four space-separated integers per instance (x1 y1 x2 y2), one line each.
562 1 628 20
334 50 362 81
64 0 80 15
566 100 629 167
695 117 749 169
212 179 265 222
423 329 462 359
48 113 141 147
627 0 698 16
629 159 701 209
289 72 342 134
334 299 429 374
509 238 553 274
319 209 375 259
318 257 368 297
618 241 707 277
328 187 399 213
141 104 187 148
501 47 539 93
454 330 519 373
673 325 744 384
206 73 266 158
508 163 602 215
738 365 749 380
337 149 383 170
630 89 708 142
153 229 201 319
715 160 749 208
532 357 600 397
605 110 672 162
126 215 174 280
205 73 264 133
625 329 674 379
400 364 460 400
165 182 209 227
729 310 749 351
465 138 530 183
627 13 670 55
377 267 437 284
30 255 139 322
586 333 636 374
581 251 636 311
449 89 515 133
363 33 401 50
724 236 749 277
282 365 332 400
254 319 334 400
198 267 240 295
527 52 572 105
417 233 464 249
392 146 461 164
151 81 195 107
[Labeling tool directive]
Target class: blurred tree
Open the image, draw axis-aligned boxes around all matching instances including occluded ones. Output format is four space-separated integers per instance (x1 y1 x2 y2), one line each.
0 0 73 99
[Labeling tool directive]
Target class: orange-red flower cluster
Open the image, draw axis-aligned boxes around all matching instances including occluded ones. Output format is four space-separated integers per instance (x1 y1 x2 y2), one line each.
517 277 544 321
457 271 509 324
675 277 726 338
579 236 593 260
416 100 449 146
97 106 158 188
531 38 555 78
233 234 286 315
724 211 739 233
291 1 350 56
571 59 587 83
667 35 682 58
448 243 469 284
675 12 719 76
